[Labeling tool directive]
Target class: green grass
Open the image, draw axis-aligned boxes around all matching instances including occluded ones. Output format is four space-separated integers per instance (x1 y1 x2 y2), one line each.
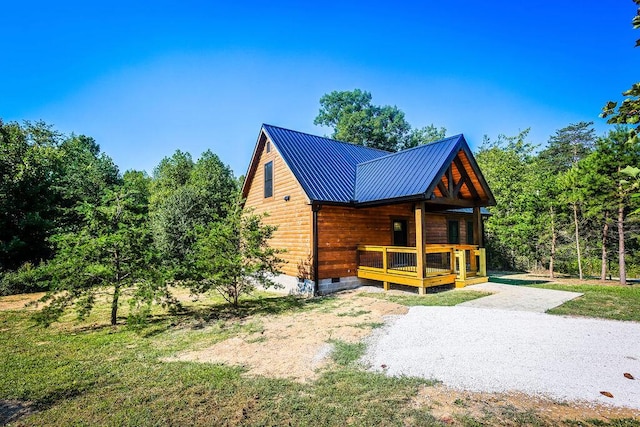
0 294 446 426
329 340 367 367
336 309 371 317
532 283 640 322
2 288 638 426
489 276 551 286
359 289 491 307
353 321 385 329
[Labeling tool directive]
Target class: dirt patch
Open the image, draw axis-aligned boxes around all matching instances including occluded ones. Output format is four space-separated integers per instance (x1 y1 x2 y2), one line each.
0 292 45 311
0 399 37 425
166 289 407 382
414 384 640 425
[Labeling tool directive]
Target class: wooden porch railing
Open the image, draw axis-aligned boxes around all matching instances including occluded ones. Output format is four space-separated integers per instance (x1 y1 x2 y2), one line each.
357 244 486 284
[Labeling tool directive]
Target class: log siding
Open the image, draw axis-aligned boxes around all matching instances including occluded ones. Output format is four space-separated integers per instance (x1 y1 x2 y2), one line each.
243 136 312 278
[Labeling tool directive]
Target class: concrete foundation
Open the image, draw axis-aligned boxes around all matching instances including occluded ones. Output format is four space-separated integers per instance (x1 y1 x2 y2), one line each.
260 274 372 296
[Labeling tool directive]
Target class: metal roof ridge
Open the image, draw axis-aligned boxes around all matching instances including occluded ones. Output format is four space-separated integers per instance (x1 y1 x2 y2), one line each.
354 134 464 168
261 123 392 154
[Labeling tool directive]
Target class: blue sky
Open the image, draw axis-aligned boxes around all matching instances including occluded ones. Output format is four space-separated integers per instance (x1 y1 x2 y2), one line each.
2 1 638 177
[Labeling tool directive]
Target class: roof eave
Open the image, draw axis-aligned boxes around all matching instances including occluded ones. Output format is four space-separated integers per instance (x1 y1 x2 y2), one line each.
240 126 269 202
261 125 314 204
423 136 465 198
354 193 428 208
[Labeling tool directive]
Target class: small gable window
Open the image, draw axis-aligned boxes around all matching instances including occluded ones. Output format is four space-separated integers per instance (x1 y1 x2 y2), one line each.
266 141 271 153
264 161 273 198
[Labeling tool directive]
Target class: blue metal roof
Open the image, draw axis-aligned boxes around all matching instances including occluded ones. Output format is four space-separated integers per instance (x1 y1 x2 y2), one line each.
260 125 481 206
262 124 388 203
354 135 464 204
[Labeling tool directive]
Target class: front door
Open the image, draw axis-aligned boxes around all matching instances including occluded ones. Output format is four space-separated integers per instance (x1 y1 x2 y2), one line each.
392 219 408 246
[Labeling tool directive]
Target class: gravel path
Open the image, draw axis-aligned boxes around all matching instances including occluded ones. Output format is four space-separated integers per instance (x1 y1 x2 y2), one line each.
457 282 582 312
363 306 640 409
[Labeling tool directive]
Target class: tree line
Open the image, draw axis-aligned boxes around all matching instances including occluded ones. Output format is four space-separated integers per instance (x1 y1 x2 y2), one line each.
475 124 640 284
0 120 282 325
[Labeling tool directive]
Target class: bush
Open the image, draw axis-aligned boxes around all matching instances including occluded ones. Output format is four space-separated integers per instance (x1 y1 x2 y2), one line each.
0 262 52 296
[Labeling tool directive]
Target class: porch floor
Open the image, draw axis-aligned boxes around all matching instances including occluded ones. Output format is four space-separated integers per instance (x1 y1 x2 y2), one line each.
357 269 458 289
357 268 488 290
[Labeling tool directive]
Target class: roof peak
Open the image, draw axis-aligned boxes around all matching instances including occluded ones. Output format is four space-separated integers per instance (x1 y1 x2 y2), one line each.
355 134 464 168
261 123 392 154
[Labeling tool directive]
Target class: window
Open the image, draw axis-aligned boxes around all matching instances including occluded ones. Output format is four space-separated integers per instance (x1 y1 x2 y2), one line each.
448 220 460 244
467 221 475 244
266 141 271 153
392 219 408 246
264 161 273 198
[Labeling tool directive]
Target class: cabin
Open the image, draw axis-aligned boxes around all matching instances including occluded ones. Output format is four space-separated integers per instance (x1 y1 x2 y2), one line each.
241 124 495 295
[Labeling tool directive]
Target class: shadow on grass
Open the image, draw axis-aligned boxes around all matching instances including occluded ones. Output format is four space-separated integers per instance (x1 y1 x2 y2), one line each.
368 282 456 294
29 292 339 338
135 294 337 338
489 276 551 286
0 399 36 425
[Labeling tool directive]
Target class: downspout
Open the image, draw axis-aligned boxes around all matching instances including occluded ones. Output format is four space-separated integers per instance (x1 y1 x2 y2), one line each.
312 203 321 296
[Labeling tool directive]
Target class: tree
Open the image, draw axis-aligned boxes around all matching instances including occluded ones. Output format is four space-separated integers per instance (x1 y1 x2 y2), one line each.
404 125 448 150
599 2 640 284
578 152 616 281
36 175 173 326
601 1 640 142
580 127 640 285
475 130 540 270
190 197 284 307
558 167 587 280
529 155 566 278
538 122 595 173
536 122 595 279
0 120 120 273
314 89 445 151
149 150 237 279
0 120 62 270
55 134 121 231
149 150 194 211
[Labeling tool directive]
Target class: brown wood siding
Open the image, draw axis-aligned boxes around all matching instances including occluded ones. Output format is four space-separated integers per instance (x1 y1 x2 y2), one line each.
317 203 416 279
243 136 312 277
425 214 448 243
318 206 475 279
424 213 473 244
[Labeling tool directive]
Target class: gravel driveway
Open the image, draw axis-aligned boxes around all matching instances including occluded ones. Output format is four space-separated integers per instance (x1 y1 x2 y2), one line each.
457 282 582 312
363 301 640 409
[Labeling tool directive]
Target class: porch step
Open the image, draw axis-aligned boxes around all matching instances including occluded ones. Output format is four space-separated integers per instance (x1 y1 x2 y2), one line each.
455 276 489 288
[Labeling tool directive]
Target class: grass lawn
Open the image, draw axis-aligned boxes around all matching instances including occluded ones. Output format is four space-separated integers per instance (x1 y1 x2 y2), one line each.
533 283 640 322
359 288 491 307
0 293 444 426
1 289 638 426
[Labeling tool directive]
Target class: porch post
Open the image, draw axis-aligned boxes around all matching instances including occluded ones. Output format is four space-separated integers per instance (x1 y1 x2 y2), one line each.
474 206 487 277
415 202 426 295
473 206 484 247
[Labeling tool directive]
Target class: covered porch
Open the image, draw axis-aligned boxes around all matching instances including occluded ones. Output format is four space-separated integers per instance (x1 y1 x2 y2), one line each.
357 244 487 292
356 203 489 293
